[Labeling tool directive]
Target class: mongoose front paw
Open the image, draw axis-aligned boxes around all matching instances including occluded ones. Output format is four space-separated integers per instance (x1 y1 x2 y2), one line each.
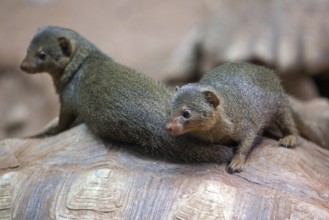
279 135 297 148
27 126 61 139
227 158 245 174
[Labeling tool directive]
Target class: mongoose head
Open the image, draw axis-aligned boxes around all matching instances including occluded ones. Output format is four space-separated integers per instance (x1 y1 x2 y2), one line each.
20 26 77 75
166 84 220 136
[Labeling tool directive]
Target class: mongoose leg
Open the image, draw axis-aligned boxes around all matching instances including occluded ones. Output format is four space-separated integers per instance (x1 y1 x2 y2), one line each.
276 106 298 148
181 144 233 164
279 135 297 148
30 108 76 138
28 123 59 138
52 109 76 134
227 132 257 174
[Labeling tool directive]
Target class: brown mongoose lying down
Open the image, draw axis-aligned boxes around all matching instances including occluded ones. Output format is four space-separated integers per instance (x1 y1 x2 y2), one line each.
166 62 298 173
20 26 233 164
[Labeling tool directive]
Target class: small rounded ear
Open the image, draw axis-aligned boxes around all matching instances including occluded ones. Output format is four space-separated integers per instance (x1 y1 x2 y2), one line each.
202 90 220 108
58 37 72 57
175 86 180 91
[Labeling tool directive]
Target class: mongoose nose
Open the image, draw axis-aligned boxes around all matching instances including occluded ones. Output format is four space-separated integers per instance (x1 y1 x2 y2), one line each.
165 125 172 133
20 62 28 71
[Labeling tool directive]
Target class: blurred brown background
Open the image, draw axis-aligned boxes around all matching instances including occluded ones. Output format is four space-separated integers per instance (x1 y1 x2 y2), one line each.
0 0 218 139
2 0 329 141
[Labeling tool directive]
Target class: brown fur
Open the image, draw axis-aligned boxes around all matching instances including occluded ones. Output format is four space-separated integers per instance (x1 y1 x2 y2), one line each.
166 62 298 173
20 26 234 165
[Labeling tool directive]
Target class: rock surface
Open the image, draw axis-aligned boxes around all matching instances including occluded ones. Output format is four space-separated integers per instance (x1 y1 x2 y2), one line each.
290 97 329 150
0 124 328 219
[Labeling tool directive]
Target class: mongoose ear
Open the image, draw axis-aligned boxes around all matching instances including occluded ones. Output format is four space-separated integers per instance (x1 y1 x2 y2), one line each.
202 90 220 108
58 37 72 57
175 86 180 91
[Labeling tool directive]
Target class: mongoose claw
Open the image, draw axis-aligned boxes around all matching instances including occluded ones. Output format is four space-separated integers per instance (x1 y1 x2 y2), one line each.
227 158 245 174
279 135 297 148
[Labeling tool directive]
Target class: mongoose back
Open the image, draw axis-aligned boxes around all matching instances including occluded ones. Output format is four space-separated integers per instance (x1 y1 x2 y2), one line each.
166 62 298 173
20 26 233 164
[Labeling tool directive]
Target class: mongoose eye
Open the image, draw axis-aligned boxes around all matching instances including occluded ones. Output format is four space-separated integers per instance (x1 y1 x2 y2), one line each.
182 110 191 119
37 51 46 60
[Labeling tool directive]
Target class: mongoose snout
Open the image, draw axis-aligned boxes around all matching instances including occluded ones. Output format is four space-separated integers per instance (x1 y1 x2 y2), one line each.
20 59 34 73
165 119 184 136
